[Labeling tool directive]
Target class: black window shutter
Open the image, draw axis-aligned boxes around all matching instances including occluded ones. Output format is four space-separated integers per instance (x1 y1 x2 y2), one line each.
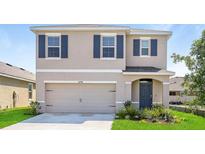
93 35 101 58
61 35 68 58
38 35 45 58
117 35 124 58
133 39 140 56
151 39 157 56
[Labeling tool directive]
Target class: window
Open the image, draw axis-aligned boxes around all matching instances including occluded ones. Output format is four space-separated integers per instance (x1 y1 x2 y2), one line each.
47 36 60 58
169 91 176 96
28 83 33 99
102 36 115 58
141 40 149 56
169 91 181 96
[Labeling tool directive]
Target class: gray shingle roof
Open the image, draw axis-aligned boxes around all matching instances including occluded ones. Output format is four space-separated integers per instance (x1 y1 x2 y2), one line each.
0 61 35 82
123 66 175 76
30 24 172 36
31 24 129 29
129 29 172 36
123 66 161 72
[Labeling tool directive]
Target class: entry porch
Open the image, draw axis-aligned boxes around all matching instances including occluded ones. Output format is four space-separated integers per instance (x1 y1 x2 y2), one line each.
116 66 174 110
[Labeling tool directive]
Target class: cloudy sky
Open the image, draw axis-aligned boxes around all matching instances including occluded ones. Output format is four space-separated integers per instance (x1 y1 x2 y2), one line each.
0 24 205 76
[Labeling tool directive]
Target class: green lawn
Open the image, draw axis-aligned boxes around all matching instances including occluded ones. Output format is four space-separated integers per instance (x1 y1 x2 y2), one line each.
0 107 34 129
112 110 205 130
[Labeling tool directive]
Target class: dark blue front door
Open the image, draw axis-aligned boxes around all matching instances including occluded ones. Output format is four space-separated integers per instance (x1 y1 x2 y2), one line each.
139 79 152 108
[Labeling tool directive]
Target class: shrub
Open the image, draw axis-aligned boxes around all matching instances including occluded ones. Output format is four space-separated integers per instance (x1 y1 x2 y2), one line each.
152 104 164 111
126 105 139 120
116 101 140 120
142 105 175 123
29 101 40 115
162 109 174 122
125 115 130 119
124 100 132 109
116 108 127 119
144 108 161 122
116 102 176 123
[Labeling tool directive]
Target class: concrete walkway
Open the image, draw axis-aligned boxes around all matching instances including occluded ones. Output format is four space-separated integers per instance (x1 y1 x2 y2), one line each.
3 113 114 130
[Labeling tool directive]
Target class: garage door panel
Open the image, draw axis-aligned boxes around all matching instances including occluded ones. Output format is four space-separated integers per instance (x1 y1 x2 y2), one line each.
45 83 116 113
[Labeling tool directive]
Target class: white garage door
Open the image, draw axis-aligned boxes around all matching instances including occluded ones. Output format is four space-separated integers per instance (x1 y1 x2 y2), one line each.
45 83 116 113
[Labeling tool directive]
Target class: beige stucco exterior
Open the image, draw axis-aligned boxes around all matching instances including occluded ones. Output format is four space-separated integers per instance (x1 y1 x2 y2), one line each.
36 71 170 112
31 25 173 113
36 31 126 70
0 76 36 109
126 35 168 69
36 31 169 70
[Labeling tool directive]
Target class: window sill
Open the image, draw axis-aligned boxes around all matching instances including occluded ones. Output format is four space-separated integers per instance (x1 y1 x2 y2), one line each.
45 57 61 60
100 58 116 60
139 55 151 58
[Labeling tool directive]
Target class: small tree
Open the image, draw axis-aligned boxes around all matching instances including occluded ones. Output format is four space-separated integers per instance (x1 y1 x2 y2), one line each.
171 30 205 106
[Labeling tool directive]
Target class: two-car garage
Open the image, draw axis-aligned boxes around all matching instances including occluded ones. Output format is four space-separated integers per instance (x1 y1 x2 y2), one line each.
45 83 116 113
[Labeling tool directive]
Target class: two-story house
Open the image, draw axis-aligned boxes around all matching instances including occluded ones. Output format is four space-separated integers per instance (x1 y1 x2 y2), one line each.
31 25 174 113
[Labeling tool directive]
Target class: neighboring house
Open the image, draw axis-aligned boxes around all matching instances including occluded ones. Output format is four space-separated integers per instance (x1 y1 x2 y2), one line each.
0 61 36 109
169 77 195 103
31 24 174 113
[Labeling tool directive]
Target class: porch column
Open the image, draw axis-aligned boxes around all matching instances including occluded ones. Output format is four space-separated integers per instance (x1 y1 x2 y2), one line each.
162 82 169 108
36 78 46 113
115 81 125 111
115 81 132 112
125 81 132 101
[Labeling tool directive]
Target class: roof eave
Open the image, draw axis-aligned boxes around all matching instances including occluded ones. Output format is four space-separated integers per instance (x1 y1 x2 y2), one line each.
0 73 35 83
129 31 172 37
30 26 130 32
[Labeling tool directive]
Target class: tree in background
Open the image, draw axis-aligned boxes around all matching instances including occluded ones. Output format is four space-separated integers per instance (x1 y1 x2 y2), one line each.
171 30 205 106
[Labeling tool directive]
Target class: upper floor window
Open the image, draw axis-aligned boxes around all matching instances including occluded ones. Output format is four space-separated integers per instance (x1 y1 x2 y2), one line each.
141 40 149 56
47 36 60 58
28 83 33 99
102 36 116 58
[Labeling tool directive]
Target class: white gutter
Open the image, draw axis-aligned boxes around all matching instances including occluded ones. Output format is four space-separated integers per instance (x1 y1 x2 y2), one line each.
129 31 172 36
0 73 35 83
30 26 172 36
30 27 130 32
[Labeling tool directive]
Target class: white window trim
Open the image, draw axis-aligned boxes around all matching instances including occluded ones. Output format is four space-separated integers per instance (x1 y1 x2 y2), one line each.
100 34 117 59
28 83 33 100
45 33 61 36
140 39 150 57
45 57 61 60
46 34 61 59
100 58 116 60
28 83 33 92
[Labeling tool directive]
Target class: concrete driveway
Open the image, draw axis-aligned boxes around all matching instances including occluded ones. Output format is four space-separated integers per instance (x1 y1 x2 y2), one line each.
3 113 114 130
